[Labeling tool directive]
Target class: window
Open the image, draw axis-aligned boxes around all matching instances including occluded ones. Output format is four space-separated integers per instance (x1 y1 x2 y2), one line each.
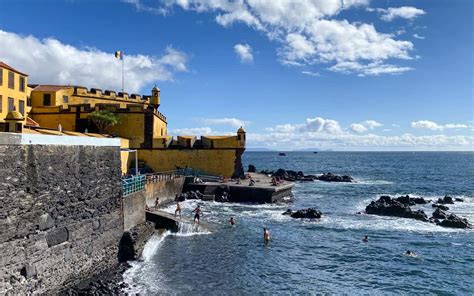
0 69 3 86
19 76 25 92
63 95 68 103
8 71 14 89
43 94 51 106
19 100 25 115
16 123 22 133
8 97 14 112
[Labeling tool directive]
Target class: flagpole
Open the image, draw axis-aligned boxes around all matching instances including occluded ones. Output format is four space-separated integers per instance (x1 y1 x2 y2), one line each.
121 54 124 92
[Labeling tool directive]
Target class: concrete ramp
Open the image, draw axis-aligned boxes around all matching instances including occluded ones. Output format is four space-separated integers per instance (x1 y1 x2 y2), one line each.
145 210 211 233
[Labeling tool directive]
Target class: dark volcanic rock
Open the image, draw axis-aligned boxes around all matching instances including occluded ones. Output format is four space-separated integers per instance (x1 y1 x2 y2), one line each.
437 195 454 204
283 208 322 219
432 208 448 220
248 164 256 173
365 196 428 222
396 195 430 206
454 198 464 202
438 214 472 229
317 172 353 182
432 204 450 211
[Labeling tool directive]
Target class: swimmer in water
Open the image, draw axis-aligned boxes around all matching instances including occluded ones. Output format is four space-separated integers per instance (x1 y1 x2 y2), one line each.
192 205 202 225
405 250 417 257
228 217 235 226
263 228 270 243
362 235 369 242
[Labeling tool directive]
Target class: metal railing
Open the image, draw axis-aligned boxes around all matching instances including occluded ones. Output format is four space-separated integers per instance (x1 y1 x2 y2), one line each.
144 170 181 183
122 175 145 197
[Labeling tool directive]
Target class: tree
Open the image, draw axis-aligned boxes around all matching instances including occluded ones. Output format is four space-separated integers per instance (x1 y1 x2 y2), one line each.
87 110 119 134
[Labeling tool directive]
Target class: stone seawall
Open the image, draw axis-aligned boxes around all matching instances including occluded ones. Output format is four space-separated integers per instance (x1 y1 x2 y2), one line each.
146 176 186 207
123 191 146 231
0 144 123 295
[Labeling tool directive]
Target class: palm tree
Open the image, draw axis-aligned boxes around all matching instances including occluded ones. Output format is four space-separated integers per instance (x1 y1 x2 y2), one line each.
87 110 119 134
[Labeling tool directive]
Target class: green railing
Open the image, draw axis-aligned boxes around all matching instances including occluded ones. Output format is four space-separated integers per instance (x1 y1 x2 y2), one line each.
122 175 145 197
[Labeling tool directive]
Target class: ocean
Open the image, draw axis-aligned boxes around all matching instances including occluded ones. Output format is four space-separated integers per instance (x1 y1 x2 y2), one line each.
124 152 474 295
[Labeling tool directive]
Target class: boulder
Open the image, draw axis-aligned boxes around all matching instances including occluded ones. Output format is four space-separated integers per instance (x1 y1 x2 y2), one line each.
396 195 429 205
248 165 256 173
365 196 428 222
432 204 449 211
283 208 322 219
317 172 353 182
432 208 448 219
438 214 472 229
437 195 454 204
454 198 464 202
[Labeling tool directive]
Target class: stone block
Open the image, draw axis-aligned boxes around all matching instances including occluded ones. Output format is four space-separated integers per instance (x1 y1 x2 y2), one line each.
20 265 37 279
46 227 69 247
38 213 55 231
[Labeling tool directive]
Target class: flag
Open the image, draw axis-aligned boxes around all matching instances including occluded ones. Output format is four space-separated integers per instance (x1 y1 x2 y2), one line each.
115 51 123 60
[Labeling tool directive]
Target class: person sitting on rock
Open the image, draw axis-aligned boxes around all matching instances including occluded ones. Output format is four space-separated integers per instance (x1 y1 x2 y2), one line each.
271 177 278 186
362 235 369 242
249 178 255 186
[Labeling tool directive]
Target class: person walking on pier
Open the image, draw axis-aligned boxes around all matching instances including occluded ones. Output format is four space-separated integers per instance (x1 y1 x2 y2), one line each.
192 205 202 225
175 201 182 218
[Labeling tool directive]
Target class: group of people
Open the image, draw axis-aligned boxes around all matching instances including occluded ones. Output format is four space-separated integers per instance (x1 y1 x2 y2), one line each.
362 235 417 257
270 176 284 186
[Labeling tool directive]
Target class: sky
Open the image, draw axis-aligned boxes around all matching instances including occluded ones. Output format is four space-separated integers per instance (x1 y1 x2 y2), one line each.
0 0 472 151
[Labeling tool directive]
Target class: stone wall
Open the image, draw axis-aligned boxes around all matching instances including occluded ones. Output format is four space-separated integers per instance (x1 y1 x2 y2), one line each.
0 144 123 295
145 176 185 207
123 191 146 231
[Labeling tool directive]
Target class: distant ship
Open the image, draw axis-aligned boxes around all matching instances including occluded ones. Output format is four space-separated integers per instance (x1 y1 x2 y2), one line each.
278 152 286 156
313 151 318 154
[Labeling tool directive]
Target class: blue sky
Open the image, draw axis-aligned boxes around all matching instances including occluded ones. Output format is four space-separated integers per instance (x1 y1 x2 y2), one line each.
0 0 472 150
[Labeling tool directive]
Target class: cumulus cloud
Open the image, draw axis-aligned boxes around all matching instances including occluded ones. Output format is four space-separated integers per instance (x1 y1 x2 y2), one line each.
350 120 382 133
411 120 469 131
266 117 343 134
125 0 419 76
169 126 235 136
201 117 249 128
233 43 253 63
369 6 426 22
0 30 188 93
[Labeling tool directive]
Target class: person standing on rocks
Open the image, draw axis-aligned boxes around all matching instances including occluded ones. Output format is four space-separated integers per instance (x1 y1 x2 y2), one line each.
192 205 202 225
154 196 159 210
175 201 182 218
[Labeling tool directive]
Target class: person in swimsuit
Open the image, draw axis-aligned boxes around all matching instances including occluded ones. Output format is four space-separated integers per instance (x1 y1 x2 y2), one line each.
192 205 202 224
263 228 270 243
175 202 181 218
362 235 369 242
229 217 235 226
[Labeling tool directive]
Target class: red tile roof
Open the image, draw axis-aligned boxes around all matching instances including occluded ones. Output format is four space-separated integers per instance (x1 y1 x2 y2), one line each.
0 61 28 76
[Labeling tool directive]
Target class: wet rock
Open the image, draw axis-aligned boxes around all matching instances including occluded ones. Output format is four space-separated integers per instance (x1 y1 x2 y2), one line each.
437 195 454 204
396 195 429 206
432 208 448 219
432 204 450 211
283 208 322 219
438 214 472 229
248 165 256 173
268 168 353 182
365 196 428 222
317 172 353 182
454 198 464 202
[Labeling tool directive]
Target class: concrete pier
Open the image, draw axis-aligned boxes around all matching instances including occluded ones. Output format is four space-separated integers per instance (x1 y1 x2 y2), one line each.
145 210 211 232
184 173 294 203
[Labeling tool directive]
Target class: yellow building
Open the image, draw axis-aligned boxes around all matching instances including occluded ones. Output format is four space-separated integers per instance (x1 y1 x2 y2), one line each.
0 61 246 177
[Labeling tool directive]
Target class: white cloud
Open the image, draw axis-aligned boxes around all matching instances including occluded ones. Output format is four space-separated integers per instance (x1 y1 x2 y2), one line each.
233 43 253 63
0 30 188 93
266 117 343 135
350 120 382 133
126 0 419 77
413 33 425 40
350 123 368 133
411 120 469 131
201 117 249 128
370 6 426 22
302 70 320 77
169 126 235 136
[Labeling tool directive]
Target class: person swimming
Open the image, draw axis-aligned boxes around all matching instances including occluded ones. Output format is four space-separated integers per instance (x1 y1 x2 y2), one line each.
192 205 202 225
263 228 270 243
228 217 235 226
362 235 369 242
405 250 417 257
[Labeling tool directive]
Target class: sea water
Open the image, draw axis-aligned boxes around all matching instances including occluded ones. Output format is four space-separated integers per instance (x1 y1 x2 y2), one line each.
124 152 474 295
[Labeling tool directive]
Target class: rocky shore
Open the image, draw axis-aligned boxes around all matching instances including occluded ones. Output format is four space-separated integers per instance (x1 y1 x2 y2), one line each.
251 166 353 182
283 208 323 219
365 195 472 229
